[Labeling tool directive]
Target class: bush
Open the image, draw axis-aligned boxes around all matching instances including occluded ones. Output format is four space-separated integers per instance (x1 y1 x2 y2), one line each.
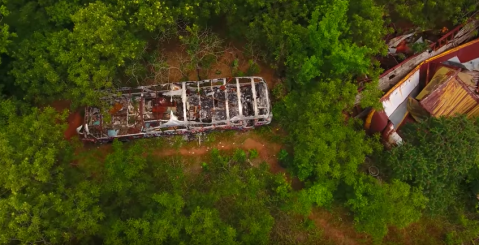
384 116 479 215
346 174 427 243
246 59 260 76
277 149 289 167
249 149 259 160
233 149 247 164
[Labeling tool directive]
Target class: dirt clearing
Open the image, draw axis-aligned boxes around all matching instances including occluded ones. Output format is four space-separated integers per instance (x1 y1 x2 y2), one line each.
49 100 83 140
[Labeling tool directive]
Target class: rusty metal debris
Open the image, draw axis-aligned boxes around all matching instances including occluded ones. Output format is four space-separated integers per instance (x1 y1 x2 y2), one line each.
355 18 479 105
365 37 479 146
77 77 273 143
414 66 479 118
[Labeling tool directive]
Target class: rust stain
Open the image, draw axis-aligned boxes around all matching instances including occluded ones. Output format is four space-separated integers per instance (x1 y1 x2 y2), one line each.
382 66 421 101
420 67 479 119
425 38 479 63
381 39 479 102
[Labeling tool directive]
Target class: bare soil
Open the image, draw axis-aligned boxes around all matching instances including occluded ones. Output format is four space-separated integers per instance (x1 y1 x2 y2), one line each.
309 207 370 245
49 100 83 140
156 39 281 89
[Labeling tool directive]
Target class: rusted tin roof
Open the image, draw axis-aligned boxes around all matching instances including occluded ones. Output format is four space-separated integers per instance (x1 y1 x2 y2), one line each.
365 38 479 147
418 66 479 118
355 17 479 105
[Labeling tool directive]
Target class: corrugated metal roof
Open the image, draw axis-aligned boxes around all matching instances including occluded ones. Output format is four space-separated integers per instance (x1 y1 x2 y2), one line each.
417 66 479 118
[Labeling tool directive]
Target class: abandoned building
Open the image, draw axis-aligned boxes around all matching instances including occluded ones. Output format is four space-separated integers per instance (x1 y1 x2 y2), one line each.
77 77 273 143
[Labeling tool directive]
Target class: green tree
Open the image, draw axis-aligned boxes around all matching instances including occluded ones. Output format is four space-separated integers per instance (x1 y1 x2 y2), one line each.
0 100 103 244
77 143 312 244
286 2 377 85
384 116 479 215
9 31 70 103
346 175 427 243
0 100 69 191
0 3 15 96
114 0 175 33
377 0 478 28
276 79 380 183
220 0 386 83
10 1 145 105
0 4 15 65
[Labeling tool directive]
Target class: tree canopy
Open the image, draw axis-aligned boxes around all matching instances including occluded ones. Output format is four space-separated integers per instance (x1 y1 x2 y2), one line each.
1 0 477 243
346 175 427 243
384 116 479 215
377 0 478 28
0 100 102 244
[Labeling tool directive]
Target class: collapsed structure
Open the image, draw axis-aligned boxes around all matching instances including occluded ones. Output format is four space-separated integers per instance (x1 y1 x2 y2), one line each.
365 38 479 146
408 66 479 120
77 77 273 143
355 17 479 105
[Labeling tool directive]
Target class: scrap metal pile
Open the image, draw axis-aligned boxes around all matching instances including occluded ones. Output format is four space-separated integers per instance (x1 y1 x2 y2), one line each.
365 38 479 147
77 77 273 143
408 66 479 121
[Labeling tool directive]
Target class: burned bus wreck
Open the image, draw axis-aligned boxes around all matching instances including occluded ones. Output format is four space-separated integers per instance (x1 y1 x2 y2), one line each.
77 77 273 143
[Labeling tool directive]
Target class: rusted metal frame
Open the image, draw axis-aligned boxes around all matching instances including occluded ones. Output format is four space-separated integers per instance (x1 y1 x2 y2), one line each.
263 80 271 116
107 132 146 138
126 98 130 128
87 107 100 140
140 91 144 130
425 62 432 86
224 79 230 124
182 82 188 123
99 105 104 138
195 81 201 123
379 19 476 80
125 89 132 128
211 80 216 124
83 107 88 138
82 77 273 141
433 25 463 51
236 78 243 117
246 78 258 127
421 69 460 116
427 38 479 62
250 78 258 117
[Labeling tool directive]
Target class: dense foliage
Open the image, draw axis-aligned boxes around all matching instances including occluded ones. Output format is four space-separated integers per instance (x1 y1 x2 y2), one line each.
276 79 378 183
377 0 478 28
384 116 479 215
346 175 427 243
1 0 478 243
0 0 388 102
0 102 319 244
0 100 101 244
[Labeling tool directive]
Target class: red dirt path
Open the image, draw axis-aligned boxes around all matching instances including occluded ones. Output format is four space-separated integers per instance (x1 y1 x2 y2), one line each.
52 100 357 244
49 100 83 140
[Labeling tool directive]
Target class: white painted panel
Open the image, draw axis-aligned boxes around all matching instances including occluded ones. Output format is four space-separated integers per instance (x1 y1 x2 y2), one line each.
382 70 420 117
